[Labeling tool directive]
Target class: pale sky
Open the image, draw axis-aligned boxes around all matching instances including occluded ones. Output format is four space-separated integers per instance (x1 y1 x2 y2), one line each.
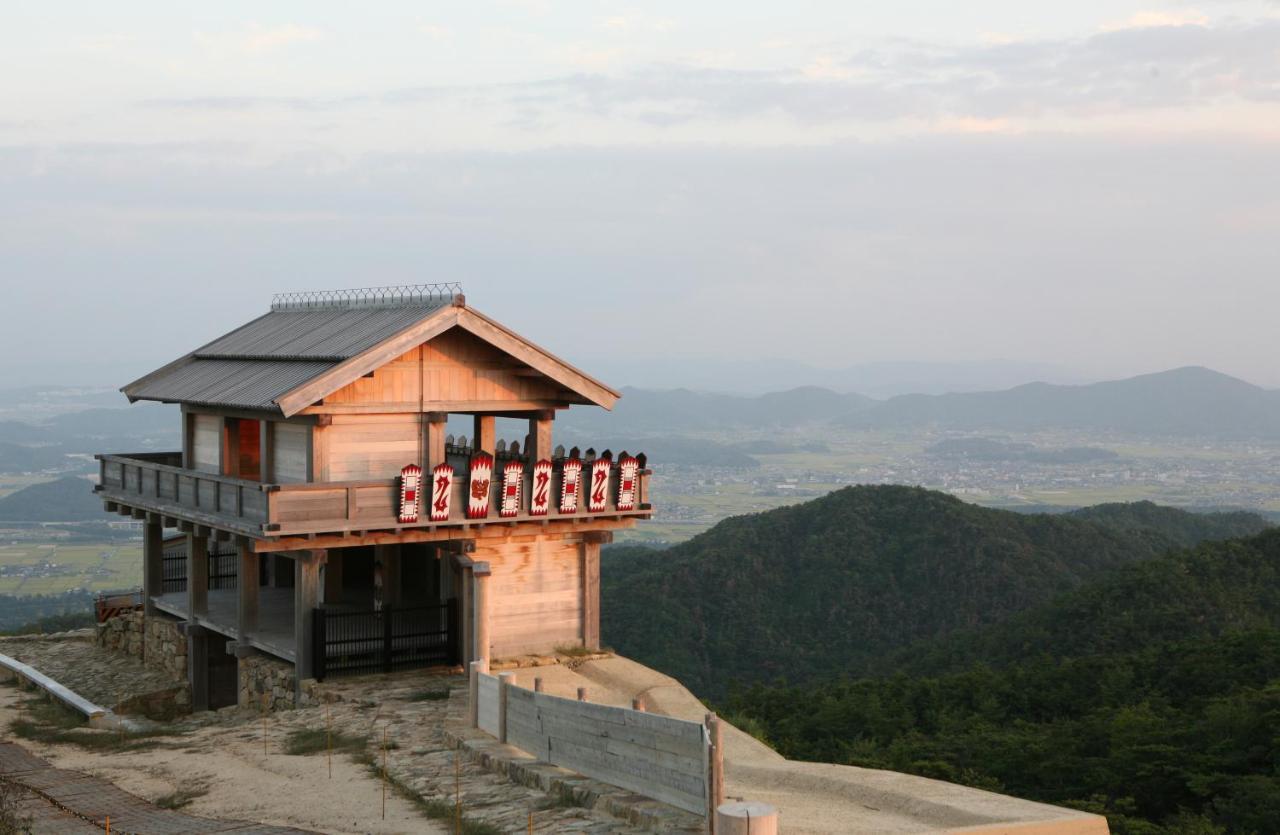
2 2 1278 390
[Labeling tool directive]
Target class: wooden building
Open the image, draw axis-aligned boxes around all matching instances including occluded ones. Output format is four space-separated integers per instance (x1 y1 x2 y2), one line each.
95 284 650 709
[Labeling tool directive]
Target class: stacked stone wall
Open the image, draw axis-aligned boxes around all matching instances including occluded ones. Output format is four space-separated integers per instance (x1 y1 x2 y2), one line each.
237 651 318 711
95 610 188 679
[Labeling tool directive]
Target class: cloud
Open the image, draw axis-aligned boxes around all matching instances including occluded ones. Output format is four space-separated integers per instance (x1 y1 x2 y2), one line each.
196 23 323 55
1101 10 1212 32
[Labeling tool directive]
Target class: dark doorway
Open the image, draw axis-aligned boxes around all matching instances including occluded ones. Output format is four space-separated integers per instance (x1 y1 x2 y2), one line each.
207 634 238 710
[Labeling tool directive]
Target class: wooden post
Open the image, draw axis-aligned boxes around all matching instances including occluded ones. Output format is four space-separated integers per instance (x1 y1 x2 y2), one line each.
473 415 496 456
221 417 239 478
259 420 274 483
375 544 400 607
188 625 208 712
498 672 516 743
460 563 474 663
187 533 208 620
237 541 258 641
425 412 448 471
577 687 587 702
632 696 647 712
294 551 324 690
715 802 778 835
142 519 162 616
533 677 543 693
582 537 601 651
474 563 491 666
527 411 553 463
706 713 725 830
469 659 488 728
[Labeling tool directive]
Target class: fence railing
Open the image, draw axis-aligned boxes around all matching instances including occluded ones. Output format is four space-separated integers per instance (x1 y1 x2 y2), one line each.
471 666 721 818
159 536 238 594
313 601 459 680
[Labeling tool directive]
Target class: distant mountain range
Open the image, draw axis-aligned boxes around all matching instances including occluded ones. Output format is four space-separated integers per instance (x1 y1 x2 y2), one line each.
565 366 1280 441
0 476 109 522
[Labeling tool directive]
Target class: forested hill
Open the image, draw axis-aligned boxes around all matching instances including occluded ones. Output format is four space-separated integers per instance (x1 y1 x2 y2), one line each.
600 486 1269 698
727 529 1280 833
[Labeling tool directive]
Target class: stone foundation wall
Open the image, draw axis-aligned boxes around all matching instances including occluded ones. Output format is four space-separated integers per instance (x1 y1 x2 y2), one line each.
96 610 188 679
238 651 319 711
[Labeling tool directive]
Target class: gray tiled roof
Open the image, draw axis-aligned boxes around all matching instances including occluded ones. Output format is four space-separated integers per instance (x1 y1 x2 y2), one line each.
124 299 453 411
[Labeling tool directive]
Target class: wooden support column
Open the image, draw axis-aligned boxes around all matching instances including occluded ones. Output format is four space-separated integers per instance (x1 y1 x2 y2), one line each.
460 562 474 663
142 518 163 616
425 412 448 471
527 410 553 463
582 536 602 650
295 550 324 687
237 541 258 641
324 550 344 604
473 415 496 456
473 561 491 666
188 625 209 712
221 418 239 477
187 533 208 621
259 420 274 483
375 544 400 607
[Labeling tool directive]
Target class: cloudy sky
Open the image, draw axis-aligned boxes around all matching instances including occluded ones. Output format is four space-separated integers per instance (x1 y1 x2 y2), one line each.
2 1 1278 391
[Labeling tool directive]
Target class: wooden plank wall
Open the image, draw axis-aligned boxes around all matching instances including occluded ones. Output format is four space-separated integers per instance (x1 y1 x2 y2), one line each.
318 414 420 481
476 534 584 657
272 422 310 483
476 673 709 816
318 330 569 411
191 414 221 474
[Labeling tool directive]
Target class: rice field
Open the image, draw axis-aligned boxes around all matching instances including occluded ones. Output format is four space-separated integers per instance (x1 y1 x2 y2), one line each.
0 542 141 595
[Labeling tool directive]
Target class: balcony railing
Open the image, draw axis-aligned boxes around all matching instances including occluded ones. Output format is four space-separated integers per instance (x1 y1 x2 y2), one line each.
96 450 651 540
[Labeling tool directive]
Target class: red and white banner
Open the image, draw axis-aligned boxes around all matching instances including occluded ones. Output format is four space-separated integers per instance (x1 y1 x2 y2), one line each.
467 453 494 519
616 456 639 512
560 458 582 514
500 461 523 518
429 462 454 522
399 463 423 524
588 458 611 513
530 459 553 517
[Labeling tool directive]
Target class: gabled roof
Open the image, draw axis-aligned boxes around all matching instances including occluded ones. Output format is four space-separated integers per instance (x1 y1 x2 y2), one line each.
123 285 620 416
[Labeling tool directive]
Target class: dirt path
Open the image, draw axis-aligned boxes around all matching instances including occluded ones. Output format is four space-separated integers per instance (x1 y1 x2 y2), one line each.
0 684 444 835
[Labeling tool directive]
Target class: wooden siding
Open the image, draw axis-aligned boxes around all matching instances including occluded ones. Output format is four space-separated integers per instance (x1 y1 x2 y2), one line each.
318 330 572 412
478 534 583 658
191 415 220 474
319 414 420 482
272 422 309 483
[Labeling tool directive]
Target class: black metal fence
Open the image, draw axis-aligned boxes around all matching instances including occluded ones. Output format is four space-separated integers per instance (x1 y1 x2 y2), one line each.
313 600 459 680
160 539 238 594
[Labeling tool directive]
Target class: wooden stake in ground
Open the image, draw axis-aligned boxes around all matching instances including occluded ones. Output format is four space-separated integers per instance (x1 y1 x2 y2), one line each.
105 815 110 834
326 704 332 779
528 809 534 833
454 751 462 834
381 727 388 821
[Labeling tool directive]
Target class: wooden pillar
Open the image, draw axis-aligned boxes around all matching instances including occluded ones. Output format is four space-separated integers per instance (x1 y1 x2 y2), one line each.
182 410 194 469
459 562 474 663
582 537 601 650
142 519 163 616
469 659 488 728
716 802 778 835
473 562 491 665
527 411 553 463
187 533 208 620
425 412 448 471
375 544 400 607
473 415 496 456
497 671 515 743
295 550 324 685
221 418 239 477
188 625 209 712
706 713 726 828
237 541 258 641
259 420 274 483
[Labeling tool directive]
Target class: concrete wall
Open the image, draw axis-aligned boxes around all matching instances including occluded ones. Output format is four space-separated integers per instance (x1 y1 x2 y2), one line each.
476 671 710 816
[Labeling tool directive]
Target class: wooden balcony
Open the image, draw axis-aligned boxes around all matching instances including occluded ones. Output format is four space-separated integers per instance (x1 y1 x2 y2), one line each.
96 451 652 543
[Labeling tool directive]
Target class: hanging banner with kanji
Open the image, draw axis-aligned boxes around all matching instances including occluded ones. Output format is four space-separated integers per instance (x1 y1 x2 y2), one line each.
429 462 454 522
616 455 639 511
560 458 582 514
398 463 423 524
588 457 611 513
530 459 553 517
468 453 494 519
500 461 523 518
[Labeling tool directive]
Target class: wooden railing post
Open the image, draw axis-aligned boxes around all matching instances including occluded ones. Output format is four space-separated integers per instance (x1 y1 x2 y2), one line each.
469 659 488 728
706 713 725 830
497 672 515 743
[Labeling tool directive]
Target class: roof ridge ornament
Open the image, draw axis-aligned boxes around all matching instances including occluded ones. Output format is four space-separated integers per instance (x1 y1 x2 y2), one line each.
271 283 464 312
